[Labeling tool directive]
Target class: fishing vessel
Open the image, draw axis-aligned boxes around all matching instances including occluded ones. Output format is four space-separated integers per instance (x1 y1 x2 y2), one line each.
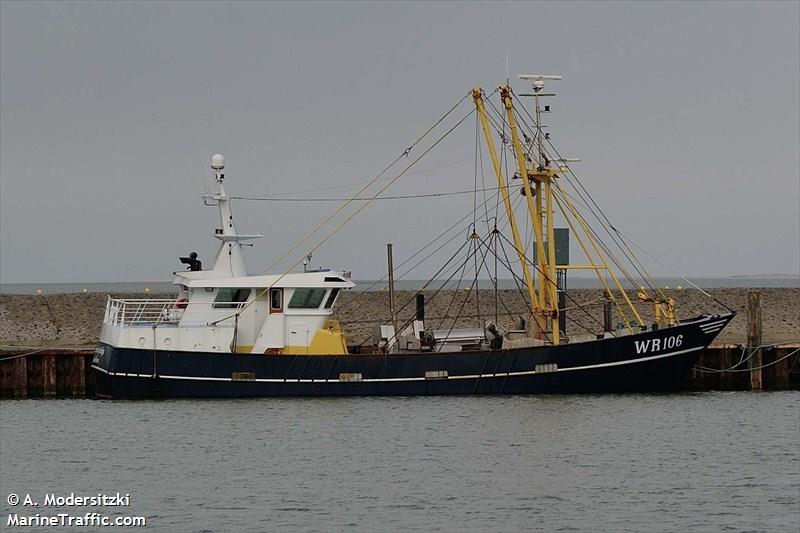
92 77 733 398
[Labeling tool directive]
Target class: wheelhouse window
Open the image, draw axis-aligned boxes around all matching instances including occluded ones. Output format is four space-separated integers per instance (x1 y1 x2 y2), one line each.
287 288 326 309
323 288 340 309
212 288 251 309
270 288 283 311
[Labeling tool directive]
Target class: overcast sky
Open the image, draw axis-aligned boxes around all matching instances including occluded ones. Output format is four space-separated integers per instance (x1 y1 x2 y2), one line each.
1 1 798 284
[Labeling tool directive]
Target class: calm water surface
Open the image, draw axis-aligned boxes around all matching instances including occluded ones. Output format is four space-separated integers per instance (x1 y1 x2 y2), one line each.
1 392 798 532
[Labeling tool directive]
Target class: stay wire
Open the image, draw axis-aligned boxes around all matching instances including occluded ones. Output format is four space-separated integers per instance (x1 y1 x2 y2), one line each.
350 182 517 332
212 98 475 327
341 165 511 317
441 237 494 342
232 187 500 202
475 231 531 323
334 188 504 316
611 228 734 313
436 240 472 329
511 90 664 299
523 100 666 299
390 238 473 325
241 157 474 199
495 234 534 317
550 183 672 321
495 231 608 334
551 184 649 292
375 237 485 348
290 105 476 273
263 91 471 274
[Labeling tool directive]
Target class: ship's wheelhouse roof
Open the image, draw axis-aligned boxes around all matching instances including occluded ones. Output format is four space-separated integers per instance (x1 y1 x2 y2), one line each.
175 271 355 290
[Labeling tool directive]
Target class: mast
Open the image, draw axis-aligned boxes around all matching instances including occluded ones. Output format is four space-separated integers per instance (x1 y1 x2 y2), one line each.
500 85 551 340
202 154 263 277
518 75 660 333
525 76 563 338
472 88 539 316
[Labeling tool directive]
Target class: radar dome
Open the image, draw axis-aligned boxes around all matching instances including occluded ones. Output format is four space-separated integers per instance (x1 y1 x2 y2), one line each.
210 154 225 170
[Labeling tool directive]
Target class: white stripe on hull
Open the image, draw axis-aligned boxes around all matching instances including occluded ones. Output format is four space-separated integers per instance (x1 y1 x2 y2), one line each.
91 345 705 384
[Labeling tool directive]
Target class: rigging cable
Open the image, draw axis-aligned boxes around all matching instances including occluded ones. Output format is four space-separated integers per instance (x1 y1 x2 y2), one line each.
374 192 525 333
435 237 472 330
550 185 650 292
334 111 525 319
279 105 477 279
495 231 609 335
211 97 476 327
550 183 672 320
440 235 495 342
365 237 479 348
499 105 658 319
241 157 474 198
608 228 734 313
231 187 500 202
332 188 505 316
513 92 667 302
263 91 472 274
476 230 533 324
510 90 664 299
495 233 534 316
393 196 529 333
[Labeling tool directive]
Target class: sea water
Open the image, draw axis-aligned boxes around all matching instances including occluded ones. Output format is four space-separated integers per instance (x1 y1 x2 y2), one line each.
1 392 798 532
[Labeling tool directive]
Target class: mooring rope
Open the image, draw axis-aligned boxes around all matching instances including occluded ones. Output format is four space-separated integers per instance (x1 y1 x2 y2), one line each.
693 342 800 374
0 344 96 361
0 347 51 361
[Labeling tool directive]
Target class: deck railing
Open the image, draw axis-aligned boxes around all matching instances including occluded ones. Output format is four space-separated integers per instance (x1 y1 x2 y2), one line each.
104 297 183 326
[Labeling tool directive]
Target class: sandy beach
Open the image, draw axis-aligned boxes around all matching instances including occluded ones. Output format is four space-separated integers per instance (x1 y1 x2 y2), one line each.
1 287 797 348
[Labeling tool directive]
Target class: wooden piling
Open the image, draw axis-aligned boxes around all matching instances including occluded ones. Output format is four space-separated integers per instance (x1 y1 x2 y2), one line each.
747 290 763 391
773 347 791 389
14 355 28 398
42 353 57 397
719 346 732 390
56 353 86 396
1 350 95 399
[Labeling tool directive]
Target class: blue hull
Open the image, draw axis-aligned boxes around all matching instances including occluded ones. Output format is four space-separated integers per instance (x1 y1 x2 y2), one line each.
92 314 733 398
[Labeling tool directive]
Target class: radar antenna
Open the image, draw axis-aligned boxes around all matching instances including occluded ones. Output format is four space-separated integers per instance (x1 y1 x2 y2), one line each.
518 75 561 168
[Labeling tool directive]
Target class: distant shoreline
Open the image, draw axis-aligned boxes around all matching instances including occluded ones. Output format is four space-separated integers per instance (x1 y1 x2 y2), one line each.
1 276 798 294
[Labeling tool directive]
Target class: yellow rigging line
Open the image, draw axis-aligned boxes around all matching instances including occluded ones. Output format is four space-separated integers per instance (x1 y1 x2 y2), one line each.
212 104 477 330
263 92 472 274
553 168 670 306
551 190 633 334
507 89 669 312
295 108 477 277
552 181 645 326
514 93 670 307
551 179 672 320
